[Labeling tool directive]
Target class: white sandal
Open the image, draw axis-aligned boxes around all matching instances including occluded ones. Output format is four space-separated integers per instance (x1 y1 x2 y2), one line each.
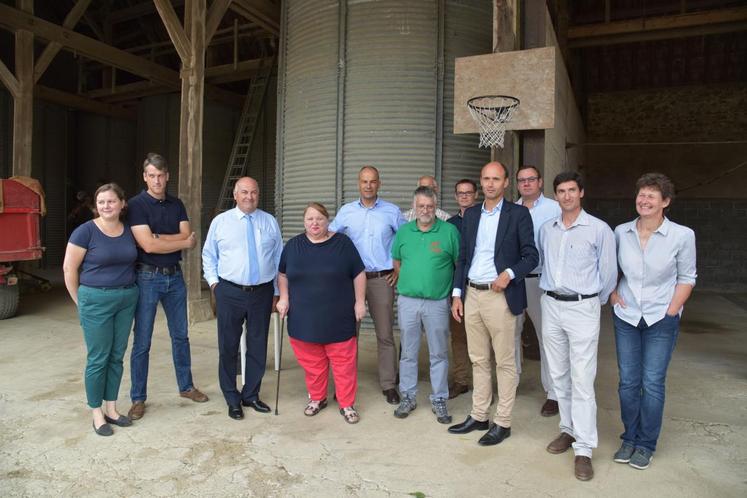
340 406 360 424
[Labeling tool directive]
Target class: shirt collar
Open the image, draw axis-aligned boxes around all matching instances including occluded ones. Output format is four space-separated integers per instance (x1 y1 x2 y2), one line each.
517 193 545 207
552 209 589 228
142 189 172 204
231 206 257 220
627 216 671 235
408 218 441 232
481 199 503 215
357 197 380 209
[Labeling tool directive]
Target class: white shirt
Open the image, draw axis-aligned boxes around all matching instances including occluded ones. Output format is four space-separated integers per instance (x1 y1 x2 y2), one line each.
403 207 451 223
517 193 561 274
539 210 617 304
614 217 697 326
202 207 283 292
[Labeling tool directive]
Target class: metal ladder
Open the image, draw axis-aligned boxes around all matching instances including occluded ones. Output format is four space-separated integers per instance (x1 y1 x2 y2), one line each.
215 57 274 213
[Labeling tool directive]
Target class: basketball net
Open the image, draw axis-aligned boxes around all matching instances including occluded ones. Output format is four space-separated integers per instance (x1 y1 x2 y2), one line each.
467 95 520 149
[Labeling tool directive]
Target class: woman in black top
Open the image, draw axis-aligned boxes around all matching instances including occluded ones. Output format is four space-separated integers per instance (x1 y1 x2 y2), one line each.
277 202 366 423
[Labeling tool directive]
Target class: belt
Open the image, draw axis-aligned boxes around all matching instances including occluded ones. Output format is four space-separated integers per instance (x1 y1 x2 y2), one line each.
467 280 491 291
545 291 598 302
526 273 540 278
136 263 181 275
366 269 393 279
86 283 137 290
220 277 272 292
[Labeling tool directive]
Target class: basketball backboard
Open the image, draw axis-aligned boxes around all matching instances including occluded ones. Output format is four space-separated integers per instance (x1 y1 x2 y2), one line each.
454 46 556 134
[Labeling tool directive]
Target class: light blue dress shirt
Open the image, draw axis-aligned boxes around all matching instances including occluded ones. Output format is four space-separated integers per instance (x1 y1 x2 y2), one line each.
467 199 504 284
517 193 561 274
539 210 618 304
202 207 283 293
614 217 697 327
329 197 406 271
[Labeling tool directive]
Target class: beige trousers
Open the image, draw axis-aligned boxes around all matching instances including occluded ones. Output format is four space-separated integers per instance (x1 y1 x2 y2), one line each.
465 287 518 427
365 276 397 390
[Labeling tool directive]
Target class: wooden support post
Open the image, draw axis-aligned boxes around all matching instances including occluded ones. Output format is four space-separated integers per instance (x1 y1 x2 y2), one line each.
12 0 33 178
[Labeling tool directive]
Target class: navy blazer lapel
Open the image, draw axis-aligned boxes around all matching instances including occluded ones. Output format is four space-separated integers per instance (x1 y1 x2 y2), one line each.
494 202 511 254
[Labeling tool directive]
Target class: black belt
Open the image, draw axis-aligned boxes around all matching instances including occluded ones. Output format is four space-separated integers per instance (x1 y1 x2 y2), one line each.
526 273 540 278
546 291 598 302
220 277 272 292
366 269 393 279
136 263 181 275
467 280 491 291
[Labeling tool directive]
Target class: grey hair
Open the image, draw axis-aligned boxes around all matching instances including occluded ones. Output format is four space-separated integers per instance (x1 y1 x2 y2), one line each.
413 185 437 202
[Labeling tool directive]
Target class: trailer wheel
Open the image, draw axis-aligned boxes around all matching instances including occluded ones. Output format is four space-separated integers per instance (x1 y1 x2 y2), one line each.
0 284 19 319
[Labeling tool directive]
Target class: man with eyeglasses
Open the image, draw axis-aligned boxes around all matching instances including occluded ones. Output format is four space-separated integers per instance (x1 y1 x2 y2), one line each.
446 179 478 398
515 165 562 417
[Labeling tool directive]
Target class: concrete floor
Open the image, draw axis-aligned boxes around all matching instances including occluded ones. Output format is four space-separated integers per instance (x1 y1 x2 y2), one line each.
1 276 745 497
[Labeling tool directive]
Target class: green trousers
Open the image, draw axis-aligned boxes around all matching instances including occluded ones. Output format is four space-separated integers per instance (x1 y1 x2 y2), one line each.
78 284 138 408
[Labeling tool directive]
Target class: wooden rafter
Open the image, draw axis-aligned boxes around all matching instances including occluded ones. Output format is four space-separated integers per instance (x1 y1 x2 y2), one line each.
154 0 191 63
230 0 279 36
206 0 233 44
0 58 20 98
107 0 185 25
34 0 93 83
35 85 136 121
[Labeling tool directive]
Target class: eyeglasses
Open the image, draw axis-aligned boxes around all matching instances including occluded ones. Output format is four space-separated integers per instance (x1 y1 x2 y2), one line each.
517 176 539 184
416 205 435 211
456 191 476 196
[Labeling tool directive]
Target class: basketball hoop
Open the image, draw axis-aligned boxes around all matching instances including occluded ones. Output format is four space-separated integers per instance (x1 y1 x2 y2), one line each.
467 95 520 149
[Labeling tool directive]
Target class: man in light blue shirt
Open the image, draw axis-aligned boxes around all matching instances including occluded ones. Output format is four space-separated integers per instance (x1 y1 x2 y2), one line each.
515 165 561 417
202 177 283 421
330 165 407 405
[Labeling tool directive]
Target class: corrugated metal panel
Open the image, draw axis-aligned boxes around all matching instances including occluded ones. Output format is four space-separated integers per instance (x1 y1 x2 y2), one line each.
343 0 438 208
280 0 340 238
441 0 492 214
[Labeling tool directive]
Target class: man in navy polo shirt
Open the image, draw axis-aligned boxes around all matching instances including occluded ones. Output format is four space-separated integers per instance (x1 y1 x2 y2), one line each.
127 153 207 421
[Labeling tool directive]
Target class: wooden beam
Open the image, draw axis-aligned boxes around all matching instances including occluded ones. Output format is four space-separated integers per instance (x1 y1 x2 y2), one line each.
204 57 272 84
206 0 232 44
0 3 179 87
35 85 137 121
34 0 93 83
13 0 33 178
82 11 106 41
154 0 191 63
568 6 747 45
107 0 185 25
0 57 20 98
230 0 280 36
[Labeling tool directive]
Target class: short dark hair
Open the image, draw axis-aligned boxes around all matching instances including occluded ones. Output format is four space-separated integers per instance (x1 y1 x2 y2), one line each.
454 178 477 193
553 171 584 192
517 164 541 179
413 186 437 202
93 182 127 220
143 152 168 172
635 172 675 202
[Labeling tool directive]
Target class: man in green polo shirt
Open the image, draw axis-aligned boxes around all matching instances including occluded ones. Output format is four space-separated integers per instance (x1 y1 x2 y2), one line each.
391 186 460 424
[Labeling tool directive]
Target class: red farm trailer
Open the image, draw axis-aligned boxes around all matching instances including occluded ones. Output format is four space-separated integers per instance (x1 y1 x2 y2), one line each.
0 178 45 319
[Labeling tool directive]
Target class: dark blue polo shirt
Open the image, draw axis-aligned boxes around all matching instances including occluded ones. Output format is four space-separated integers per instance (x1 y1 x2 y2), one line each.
127 190 189 266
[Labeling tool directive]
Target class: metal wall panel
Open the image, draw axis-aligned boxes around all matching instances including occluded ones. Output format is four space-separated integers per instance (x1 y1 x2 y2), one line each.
343 0 439 208
279 0 340 238
441 0 492 214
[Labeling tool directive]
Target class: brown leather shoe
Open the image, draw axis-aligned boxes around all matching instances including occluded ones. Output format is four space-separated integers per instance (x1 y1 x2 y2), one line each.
540 399 559 417
574 456 594 481
546 432 576 454
180 388 209 403
128 401 145 420
448 383 469 399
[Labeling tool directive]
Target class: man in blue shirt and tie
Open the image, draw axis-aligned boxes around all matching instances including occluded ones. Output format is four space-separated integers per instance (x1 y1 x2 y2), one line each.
202 177 283 420
330 165 407 405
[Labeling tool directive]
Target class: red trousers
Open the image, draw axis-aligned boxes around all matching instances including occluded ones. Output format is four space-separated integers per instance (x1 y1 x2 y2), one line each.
289 336 358 407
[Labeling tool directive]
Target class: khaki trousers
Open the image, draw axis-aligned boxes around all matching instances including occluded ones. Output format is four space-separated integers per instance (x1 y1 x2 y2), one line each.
465 287 518 427
365 276 397 390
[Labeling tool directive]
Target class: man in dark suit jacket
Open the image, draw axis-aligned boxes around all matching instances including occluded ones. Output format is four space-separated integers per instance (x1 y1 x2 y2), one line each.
447 161 539 446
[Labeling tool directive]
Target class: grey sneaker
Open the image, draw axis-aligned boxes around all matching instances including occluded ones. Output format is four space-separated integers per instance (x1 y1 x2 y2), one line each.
613 443 635 463
394 395 417 419
431 398 452 424
628 447 653 470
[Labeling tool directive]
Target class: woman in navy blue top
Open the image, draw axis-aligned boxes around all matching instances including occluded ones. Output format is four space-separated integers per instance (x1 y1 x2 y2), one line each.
277 202 366 423
62 183 139 436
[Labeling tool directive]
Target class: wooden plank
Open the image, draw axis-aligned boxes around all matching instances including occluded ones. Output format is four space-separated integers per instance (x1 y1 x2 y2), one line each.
0 57 20 98
230 0 279 36
568 6 747 40
12 0 33 178
35 85 137 121
0 3 179 87
34 0 93 83
204 57 271 84
206 0 232 44
154 0 191 63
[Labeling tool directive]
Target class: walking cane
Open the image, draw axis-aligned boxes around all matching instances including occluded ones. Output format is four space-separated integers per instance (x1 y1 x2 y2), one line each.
274 314 285 415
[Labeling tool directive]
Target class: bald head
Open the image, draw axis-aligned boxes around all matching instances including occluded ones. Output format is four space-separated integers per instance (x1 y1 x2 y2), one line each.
233 176 260 213
417 175 439 194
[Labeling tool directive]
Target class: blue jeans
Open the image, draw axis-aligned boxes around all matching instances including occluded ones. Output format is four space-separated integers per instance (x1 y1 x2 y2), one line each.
130 269 193 401
613 312 680 453
397 295 450 401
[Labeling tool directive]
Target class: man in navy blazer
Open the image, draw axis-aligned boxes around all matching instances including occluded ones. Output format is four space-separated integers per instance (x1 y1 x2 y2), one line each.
448 161 538 446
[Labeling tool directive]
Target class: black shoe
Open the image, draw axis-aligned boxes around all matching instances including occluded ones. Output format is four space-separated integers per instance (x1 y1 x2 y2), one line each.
382 389 400 405
242 399 271 413
104 414 132 427
92 421 113 436
447 415 489 434
478 424 511 446
228 404 244 420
